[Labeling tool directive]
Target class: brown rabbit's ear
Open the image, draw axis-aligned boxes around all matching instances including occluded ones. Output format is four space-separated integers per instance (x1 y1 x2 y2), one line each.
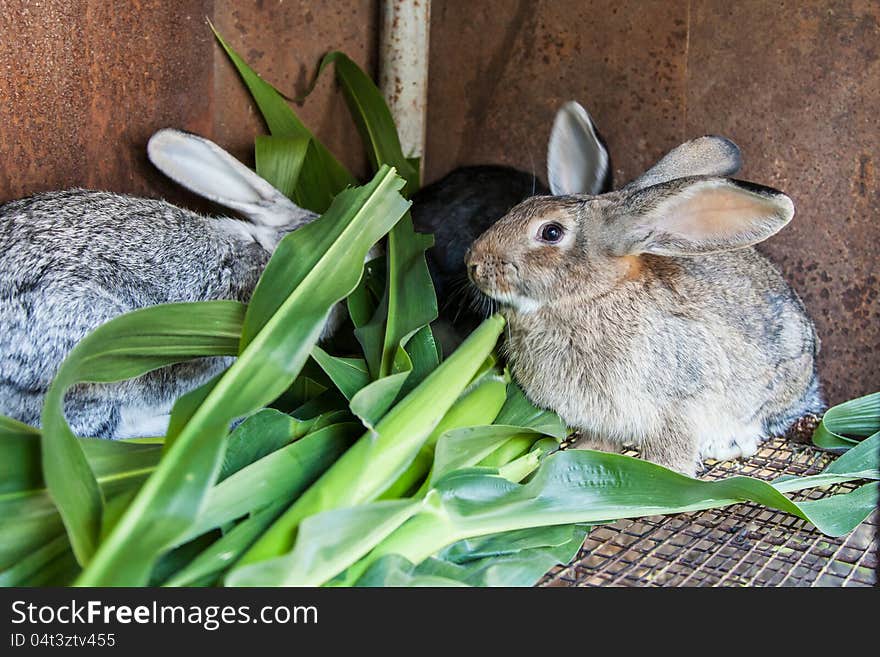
625 136 742 191
609 177 794 257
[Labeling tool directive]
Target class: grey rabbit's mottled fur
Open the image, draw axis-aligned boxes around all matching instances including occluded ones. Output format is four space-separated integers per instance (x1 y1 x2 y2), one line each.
467 136 822 475
0 129 319 439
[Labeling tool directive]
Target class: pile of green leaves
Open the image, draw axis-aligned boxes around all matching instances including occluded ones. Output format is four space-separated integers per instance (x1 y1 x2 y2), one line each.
1 34 877 588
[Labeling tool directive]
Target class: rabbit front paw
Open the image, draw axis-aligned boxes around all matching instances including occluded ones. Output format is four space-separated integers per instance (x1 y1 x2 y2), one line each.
700 427 763 462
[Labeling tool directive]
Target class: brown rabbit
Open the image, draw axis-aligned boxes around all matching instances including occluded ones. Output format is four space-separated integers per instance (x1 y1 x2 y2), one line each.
466 136 822 475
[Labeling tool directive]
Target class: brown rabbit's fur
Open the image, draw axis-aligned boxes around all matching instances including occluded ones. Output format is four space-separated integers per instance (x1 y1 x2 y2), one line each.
467 142 822 475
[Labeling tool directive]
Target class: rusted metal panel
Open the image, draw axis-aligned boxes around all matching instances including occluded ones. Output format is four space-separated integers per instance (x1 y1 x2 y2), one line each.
424 0 689 185
212 0 379 178
0 0 380 204
686 0 880 404
0 0 214 205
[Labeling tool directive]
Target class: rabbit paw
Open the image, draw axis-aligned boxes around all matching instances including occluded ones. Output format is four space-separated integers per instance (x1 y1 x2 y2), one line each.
701 430 762 462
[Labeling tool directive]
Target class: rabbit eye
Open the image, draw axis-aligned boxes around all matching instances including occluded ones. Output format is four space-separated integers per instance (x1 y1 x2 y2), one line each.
538 222 565 244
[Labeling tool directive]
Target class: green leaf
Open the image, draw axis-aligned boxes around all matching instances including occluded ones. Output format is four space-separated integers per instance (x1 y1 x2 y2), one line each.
230 499 423 586
494 381 569 439
181 422 359 543
219 409 314 481
164 500 287 587
388 373 510 499
354 441 879 580
439 524 588 564
148 530 220 587
39 301 245 565
813 392 880 451
349 371 410 429
477 434 540 469
254 135 310 200
310 347 372 401
320 51 418 192
241 166 408 349
399 324 441 395
0 434 162 571
0 416 43 495
353 555 468 587
228 314 506 578
430 426 540 486
316 51 438 384
358 524 592 588
75 167 410 586
213 27 354 211
0 533 78 587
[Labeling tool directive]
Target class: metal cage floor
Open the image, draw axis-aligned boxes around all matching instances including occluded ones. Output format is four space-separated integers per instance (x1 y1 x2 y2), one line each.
540 435 878 587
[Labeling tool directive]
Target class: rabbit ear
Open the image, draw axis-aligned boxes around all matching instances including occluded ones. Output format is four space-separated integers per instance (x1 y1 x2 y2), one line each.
626 136 742 191
609 177 794 257
547 101 611 196
148 129 312 228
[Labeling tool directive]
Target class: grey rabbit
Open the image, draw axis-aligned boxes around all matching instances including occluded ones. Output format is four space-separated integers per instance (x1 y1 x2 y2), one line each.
466 135 823 475
0 129 325 440
411 102 612 341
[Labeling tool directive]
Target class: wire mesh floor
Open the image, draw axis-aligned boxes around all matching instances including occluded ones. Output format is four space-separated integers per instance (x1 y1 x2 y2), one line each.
540 435 878 587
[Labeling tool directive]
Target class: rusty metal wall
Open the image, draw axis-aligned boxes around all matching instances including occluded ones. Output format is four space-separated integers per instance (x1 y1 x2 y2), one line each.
0 0 215 204
425 0 879 405
0 0 377 204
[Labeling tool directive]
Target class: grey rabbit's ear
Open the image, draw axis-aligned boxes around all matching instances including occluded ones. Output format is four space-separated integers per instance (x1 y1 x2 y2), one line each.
547 101 610 196
608 177 794 257
625 136 742 191
148 128 312 228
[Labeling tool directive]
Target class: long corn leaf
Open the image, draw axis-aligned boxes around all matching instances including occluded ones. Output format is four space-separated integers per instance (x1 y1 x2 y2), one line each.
227 314 506 582
213 27 354 211
813 392 879 451
348 440 879 583
74 167 409 586
39 301 245 564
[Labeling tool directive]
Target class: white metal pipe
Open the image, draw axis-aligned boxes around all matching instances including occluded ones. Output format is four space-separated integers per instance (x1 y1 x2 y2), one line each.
379 0 431 175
